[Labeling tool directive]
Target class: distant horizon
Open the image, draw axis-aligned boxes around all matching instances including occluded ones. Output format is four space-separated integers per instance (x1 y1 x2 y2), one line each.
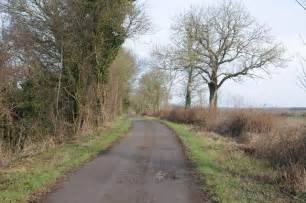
166 103 306 109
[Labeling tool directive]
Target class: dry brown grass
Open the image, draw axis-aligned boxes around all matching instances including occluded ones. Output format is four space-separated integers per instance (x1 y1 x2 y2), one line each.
155 107 306 196
207 109 278 138
250 124 306 194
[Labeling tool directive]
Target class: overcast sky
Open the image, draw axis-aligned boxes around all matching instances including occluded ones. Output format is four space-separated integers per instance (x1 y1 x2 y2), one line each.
124 0 306 107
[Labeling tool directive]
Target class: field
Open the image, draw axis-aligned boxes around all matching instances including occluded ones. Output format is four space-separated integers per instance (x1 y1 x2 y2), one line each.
153 107 306 202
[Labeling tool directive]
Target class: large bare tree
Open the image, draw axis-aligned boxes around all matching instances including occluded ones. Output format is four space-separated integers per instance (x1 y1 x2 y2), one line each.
180 1 284 109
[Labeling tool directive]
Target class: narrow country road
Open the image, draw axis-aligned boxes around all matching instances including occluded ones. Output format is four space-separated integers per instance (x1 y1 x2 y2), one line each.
44 120 206 203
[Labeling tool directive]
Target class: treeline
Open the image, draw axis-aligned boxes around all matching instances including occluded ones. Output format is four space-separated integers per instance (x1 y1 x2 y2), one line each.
0 0 148 154
132 69 169 114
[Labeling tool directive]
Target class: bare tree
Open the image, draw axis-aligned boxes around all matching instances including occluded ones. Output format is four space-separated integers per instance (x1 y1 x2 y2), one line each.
180 1 285 109
153 14 203 108
124 2 151 38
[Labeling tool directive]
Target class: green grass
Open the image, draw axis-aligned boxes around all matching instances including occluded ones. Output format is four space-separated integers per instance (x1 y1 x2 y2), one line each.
162 120 299 203
0 118 131 203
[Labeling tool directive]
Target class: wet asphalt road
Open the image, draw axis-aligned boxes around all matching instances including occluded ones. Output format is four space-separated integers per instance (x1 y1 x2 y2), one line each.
44 120 206 203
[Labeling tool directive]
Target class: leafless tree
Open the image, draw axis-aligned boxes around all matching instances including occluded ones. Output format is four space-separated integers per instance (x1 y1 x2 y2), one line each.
153 15 203 108
124 2 151 38
180 1 285 109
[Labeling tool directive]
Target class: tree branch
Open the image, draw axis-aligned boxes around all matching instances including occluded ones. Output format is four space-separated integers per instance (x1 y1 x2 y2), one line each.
296 0 306 10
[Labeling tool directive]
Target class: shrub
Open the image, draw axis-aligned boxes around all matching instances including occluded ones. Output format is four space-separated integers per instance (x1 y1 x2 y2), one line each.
208 110 278 138
157 107 306 195
251 126 306 194
211 110 249 137
158 107 208 125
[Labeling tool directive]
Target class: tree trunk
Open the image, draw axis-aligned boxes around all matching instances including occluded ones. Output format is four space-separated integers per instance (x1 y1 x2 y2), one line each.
208 82 218 110
56 39 64 119
185 67 193 109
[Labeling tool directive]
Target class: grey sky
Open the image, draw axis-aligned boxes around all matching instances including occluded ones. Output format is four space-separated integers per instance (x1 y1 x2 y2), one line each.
124 0 306 107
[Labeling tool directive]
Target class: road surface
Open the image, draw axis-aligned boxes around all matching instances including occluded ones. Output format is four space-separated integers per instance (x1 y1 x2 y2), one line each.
44 119 206 203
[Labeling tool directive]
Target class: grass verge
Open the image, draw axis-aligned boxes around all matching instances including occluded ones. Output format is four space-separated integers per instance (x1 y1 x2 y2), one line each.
162 120 300 203
0 118 131 203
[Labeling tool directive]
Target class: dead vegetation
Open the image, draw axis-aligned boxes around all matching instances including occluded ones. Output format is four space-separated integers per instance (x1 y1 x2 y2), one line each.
155 107 306 197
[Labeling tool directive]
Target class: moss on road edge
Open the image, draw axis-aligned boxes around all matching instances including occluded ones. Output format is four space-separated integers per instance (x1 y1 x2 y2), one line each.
0 118 131 203
162 120 298 203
